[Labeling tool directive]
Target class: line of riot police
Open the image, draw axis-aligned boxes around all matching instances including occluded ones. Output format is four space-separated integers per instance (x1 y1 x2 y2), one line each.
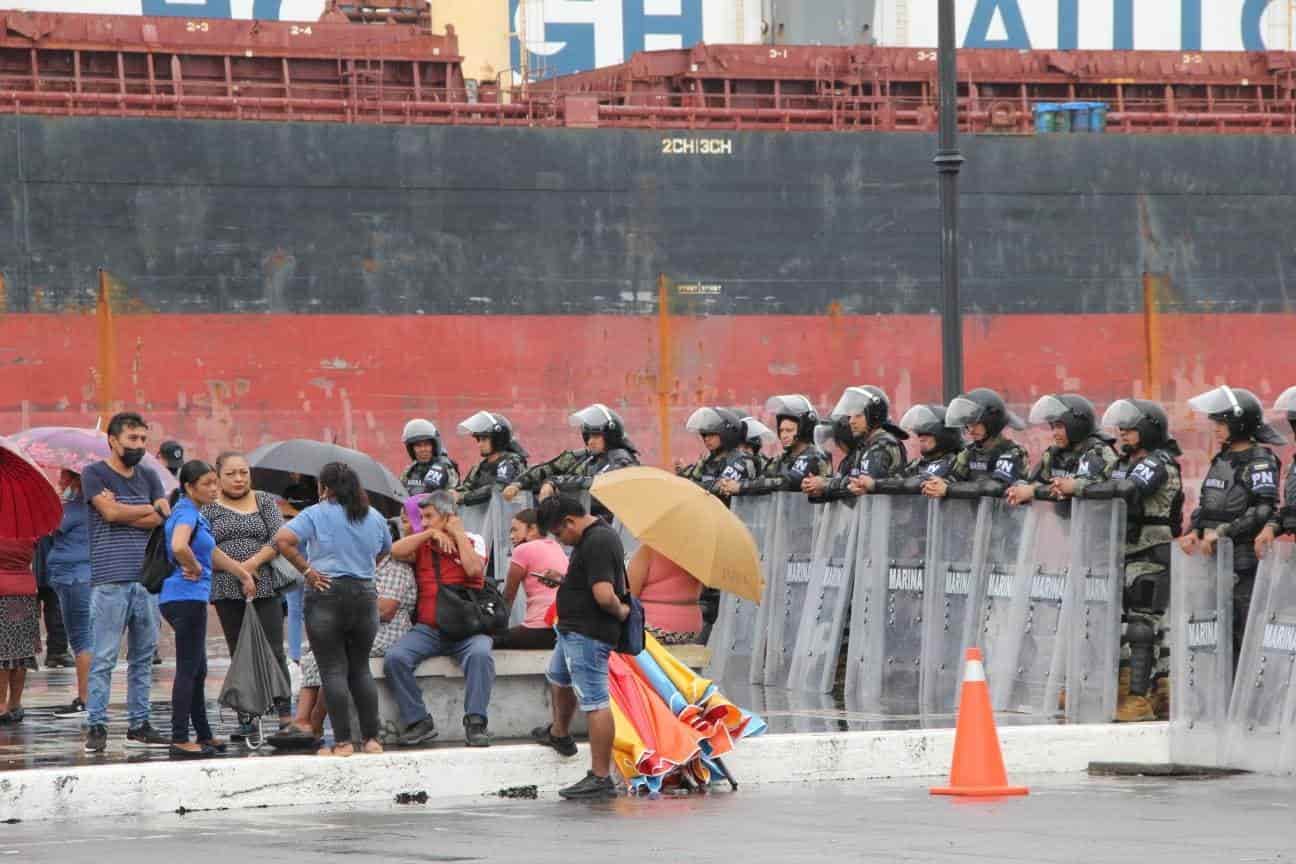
393 383 1296 742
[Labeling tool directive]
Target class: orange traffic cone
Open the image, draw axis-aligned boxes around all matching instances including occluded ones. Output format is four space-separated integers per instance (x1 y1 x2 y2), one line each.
930 647 1029 798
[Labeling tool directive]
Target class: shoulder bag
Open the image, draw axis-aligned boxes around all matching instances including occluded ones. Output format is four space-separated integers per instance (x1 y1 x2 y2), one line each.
433 551 508 642
253 492 304 596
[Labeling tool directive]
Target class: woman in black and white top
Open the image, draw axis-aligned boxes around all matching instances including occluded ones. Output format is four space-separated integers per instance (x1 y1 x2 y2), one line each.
202 451 291 733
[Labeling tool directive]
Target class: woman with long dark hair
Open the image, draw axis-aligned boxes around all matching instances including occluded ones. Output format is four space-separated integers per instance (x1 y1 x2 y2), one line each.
163 460 255 758
274 462 391 756
201 451 291 736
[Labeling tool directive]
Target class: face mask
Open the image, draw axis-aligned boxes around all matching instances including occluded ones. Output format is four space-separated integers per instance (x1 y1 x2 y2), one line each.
120 447 146 468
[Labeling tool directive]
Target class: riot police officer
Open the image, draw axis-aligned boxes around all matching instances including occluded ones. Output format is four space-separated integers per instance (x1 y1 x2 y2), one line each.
1005 394 1117 505
1256 386 1296 559
1181 385 1285 669
504 404 639 502
1071 399 1184 722
676 407 756 500
803 385 907 501
453 411 529 507
399 418 460 496
922 388 1030 499
739 416 777 478
860 403 961 495
544 404 640 499
721 395 831 496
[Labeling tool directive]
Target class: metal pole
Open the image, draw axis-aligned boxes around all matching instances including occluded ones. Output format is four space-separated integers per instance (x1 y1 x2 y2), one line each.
935 0 964 402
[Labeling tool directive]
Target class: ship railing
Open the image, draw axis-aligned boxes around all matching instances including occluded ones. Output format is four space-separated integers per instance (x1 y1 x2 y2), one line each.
2 78 1294 134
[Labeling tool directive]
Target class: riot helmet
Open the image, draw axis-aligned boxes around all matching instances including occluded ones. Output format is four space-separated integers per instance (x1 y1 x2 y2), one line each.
1187 385 1287 445
813 416 854 454
945 387 1025 438
1102 399 1171 455
1274 387 1296 434
401 418 443 462
831 385 891 428
569 403 627 450
457 410 515 453
1028 394 1098 447
741 416 778 453
686 407 744 451
900 403 962 454
764 394 819 444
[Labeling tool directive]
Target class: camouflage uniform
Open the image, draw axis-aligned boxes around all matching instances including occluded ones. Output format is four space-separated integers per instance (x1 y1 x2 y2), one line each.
872 449 959 494
942 435 1030 498
738 444 831 495
511 449 588 495
678 449 755 502
456 450 527 507
817 427 906 502
1025 434 1119 499
400 457 460 496
1078 446 1184 705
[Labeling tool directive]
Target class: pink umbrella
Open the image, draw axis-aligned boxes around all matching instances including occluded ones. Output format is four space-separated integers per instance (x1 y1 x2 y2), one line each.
0 438 61 539
6 426 178 493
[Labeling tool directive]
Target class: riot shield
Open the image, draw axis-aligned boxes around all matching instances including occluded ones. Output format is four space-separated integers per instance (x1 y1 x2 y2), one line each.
920 497 989 716
761 493 816 688
788 499 862 693
1062 499 1125 724
965 499 1033 711
1169 538 1234 767
1225 540 1296 773
459 498 492 545
708 495 776 683
989 500 1070 716
846 494 933 715
483 490 531 625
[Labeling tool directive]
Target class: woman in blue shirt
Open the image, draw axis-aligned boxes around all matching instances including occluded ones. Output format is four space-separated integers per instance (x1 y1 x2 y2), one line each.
164 460 254 759
44 470 93 718
274 462 391 757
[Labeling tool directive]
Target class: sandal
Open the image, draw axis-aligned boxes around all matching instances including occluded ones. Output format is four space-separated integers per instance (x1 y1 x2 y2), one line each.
197 738 228 754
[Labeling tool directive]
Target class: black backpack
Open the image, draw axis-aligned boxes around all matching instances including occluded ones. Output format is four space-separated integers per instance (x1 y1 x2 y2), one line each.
140 525 172 594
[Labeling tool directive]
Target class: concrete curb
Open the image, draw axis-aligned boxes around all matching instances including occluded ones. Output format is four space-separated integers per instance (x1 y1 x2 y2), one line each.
0 722 1169 823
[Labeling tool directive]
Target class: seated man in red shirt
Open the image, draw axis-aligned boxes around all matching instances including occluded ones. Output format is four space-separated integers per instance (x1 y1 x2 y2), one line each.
384 491 493 747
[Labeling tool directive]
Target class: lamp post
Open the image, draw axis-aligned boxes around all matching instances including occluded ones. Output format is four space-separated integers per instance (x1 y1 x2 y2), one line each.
934 0 964 402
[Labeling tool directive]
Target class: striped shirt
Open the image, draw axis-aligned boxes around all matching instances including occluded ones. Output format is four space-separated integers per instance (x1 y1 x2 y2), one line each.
81 460 165 588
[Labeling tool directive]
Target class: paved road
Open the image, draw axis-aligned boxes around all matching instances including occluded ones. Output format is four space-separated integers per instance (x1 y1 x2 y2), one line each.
3 772 1289 863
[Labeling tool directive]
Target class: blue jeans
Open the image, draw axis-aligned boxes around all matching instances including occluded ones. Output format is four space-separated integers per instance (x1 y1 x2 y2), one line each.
51 579 92 656
546 629 613 712
88 582 158 728
285 584 304 662
383 624 495 726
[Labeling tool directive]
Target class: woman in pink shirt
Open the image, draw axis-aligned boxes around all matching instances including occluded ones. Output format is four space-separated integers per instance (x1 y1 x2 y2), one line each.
493 509 565 650
629 547 704 644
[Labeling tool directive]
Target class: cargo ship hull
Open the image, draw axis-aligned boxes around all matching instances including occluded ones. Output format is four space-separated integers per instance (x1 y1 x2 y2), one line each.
2 114 1295 486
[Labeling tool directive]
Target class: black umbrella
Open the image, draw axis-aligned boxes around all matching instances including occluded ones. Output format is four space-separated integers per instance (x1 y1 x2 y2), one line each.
248 439 407 517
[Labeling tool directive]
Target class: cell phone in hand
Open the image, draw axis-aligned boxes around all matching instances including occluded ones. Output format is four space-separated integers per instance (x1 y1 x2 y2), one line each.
532 570 562 588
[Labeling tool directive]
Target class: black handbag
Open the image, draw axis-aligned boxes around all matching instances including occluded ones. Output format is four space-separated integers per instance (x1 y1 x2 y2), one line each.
141 524 172 595
432 552 509 642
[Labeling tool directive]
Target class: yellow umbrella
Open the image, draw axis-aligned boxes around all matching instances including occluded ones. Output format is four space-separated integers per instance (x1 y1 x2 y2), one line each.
591 466 763 602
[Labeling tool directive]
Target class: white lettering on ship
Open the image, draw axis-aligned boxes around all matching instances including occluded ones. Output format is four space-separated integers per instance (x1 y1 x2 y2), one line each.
662 137 734 156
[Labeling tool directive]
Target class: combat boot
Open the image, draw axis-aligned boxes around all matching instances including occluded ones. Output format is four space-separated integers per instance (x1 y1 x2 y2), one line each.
1114 666 1156 722
1150 677 1170 720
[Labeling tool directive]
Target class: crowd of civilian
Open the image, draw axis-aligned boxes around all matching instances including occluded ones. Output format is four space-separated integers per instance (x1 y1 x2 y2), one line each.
4 410 679 799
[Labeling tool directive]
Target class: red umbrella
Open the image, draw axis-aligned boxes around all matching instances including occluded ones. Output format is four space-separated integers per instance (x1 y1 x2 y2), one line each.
0 438 62 539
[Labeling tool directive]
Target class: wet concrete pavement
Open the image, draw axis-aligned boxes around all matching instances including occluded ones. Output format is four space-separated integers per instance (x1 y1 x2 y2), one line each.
5 662 1062 772
1 772 1288 863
